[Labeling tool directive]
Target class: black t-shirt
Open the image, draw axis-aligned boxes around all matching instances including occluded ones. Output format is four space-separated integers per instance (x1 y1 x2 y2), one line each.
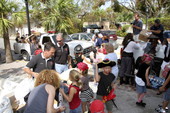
71 54 83 68
54 43 70 64
97 72 115 96
136 63 150 83
26 54 55 73
150 24 164 39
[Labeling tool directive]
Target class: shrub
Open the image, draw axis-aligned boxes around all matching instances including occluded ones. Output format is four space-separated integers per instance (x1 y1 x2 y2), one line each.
116 30 127 37
116 25 130 37
122 25 131 32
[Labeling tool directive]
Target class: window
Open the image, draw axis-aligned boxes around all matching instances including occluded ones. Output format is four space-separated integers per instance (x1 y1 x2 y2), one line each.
81 34 90 41
71 34 79 40
42 36 52 44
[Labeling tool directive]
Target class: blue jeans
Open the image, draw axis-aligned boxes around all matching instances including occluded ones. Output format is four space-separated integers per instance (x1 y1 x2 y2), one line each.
55 63 68 74
69 104 82 113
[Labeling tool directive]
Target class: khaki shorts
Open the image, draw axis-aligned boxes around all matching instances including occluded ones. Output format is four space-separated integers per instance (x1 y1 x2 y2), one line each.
96 95 113 112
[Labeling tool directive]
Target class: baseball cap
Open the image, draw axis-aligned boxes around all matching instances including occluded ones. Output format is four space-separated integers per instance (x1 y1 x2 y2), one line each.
90 100 105 113
77 62 89 71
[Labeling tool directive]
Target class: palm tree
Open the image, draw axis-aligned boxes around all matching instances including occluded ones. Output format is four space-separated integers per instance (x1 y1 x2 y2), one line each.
0 0 20 63
41 0 77 33
27 0 78 34
12 12 26 35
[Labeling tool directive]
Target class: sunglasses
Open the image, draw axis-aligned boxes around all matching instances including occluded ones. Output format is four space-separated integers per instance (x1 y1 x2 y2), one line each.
57 40 63 42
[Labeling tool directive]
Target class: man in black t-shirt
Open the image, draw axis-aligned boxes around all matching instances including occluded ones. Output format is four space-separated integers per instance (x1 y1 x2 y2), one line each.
23 42 56 78
54 33 71 74
148 19 164 43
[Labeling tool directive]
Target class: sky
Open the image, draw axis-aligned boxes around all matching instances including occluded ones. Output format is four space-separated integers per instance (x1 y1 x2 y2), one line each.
16 0 130 10
99 0 131 10
100 1 111 10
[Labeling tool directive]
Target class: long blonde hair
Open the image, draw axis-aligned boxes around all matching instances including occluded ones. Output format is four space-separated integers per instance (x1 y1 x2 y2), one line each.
69 70 82 87
34 69 60 89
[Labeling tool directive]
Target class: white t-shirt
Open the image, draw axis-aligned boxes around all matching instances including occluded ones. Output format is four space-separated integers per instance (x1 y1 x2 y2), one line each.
156 44 166 58
124 41 140 53
104 52 119 78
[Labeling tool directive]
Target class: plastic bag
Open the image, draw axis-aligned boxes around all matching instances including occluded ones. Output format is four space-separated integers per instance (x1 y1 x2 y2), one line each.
0 96 13 113
14 78 35 105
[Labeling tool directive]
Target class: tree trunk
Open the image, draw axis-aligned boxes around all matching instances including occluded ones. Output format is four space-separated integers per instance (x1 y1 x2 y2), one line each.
3 30 13 63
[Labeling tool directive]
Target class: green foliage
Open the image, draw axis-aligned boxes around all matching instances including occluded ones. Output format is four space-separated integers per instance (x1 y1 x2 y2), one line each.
136 0 146 15
116 25 130 37
122 25 131 32
0 0 19 35
112 0 122 12
68 18 83 34
83 8 107 22
115 12 133 22
12 12 26 28
39 0 78 33
116 30 127 37
0 18 13 35
148 18 170 30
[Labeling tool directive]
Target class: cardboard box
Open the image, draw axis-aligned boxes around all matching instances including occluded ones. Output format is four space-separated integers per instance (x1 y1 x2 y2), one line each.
139 30 150 42
139 34 148 42
5 93 19 111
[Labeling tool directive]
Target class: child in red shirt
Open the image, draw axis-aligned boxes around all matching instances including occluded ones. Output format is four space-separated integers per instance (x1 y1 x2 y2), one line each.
60 70 82 113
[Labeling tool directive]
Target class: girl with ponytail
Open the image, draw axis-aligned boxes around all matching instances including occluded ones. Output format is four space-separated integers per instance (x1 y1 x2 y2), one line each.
60 70 82 113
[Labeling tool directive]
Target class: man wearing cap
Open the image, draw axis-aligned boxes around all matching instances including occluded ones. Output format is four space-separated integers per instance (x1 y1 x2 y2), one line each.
71 44 91 68
95 33 109 48
148 19 164 43
54 33 71 74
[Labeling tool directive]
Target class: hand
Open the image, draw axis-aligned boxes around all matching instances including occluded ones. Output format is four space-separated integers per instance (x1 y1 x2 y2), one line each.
68 64 72 69
27 74 32 78
58 106 66 112
93 59 98 63
132 25 136 28
159 86 165 92
59 88 64 94
147 81 151 86
147 30 151 32
113 84 117 90
33 72 39 78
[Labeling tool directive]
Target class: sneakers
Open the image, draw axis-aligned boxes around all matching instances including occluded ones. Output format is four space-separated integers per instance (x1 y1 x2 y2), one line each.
155 105 168 113
136 101 146 107
158 105 168 111
155 107 166 113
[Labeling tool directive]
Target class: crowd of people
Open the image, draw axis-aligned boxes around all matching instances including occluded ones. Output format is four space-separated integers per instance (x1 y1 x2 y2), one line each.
15 14 170 113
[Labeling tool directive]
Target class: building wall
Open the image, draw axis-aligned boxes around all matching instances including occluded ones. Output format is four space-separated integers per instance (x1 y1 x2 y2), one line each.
9 22 45 39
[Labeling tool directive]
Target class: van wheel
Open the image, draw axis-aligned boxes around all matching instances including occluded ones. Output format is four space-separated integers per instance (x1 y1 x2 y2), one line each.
21 51 30 61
